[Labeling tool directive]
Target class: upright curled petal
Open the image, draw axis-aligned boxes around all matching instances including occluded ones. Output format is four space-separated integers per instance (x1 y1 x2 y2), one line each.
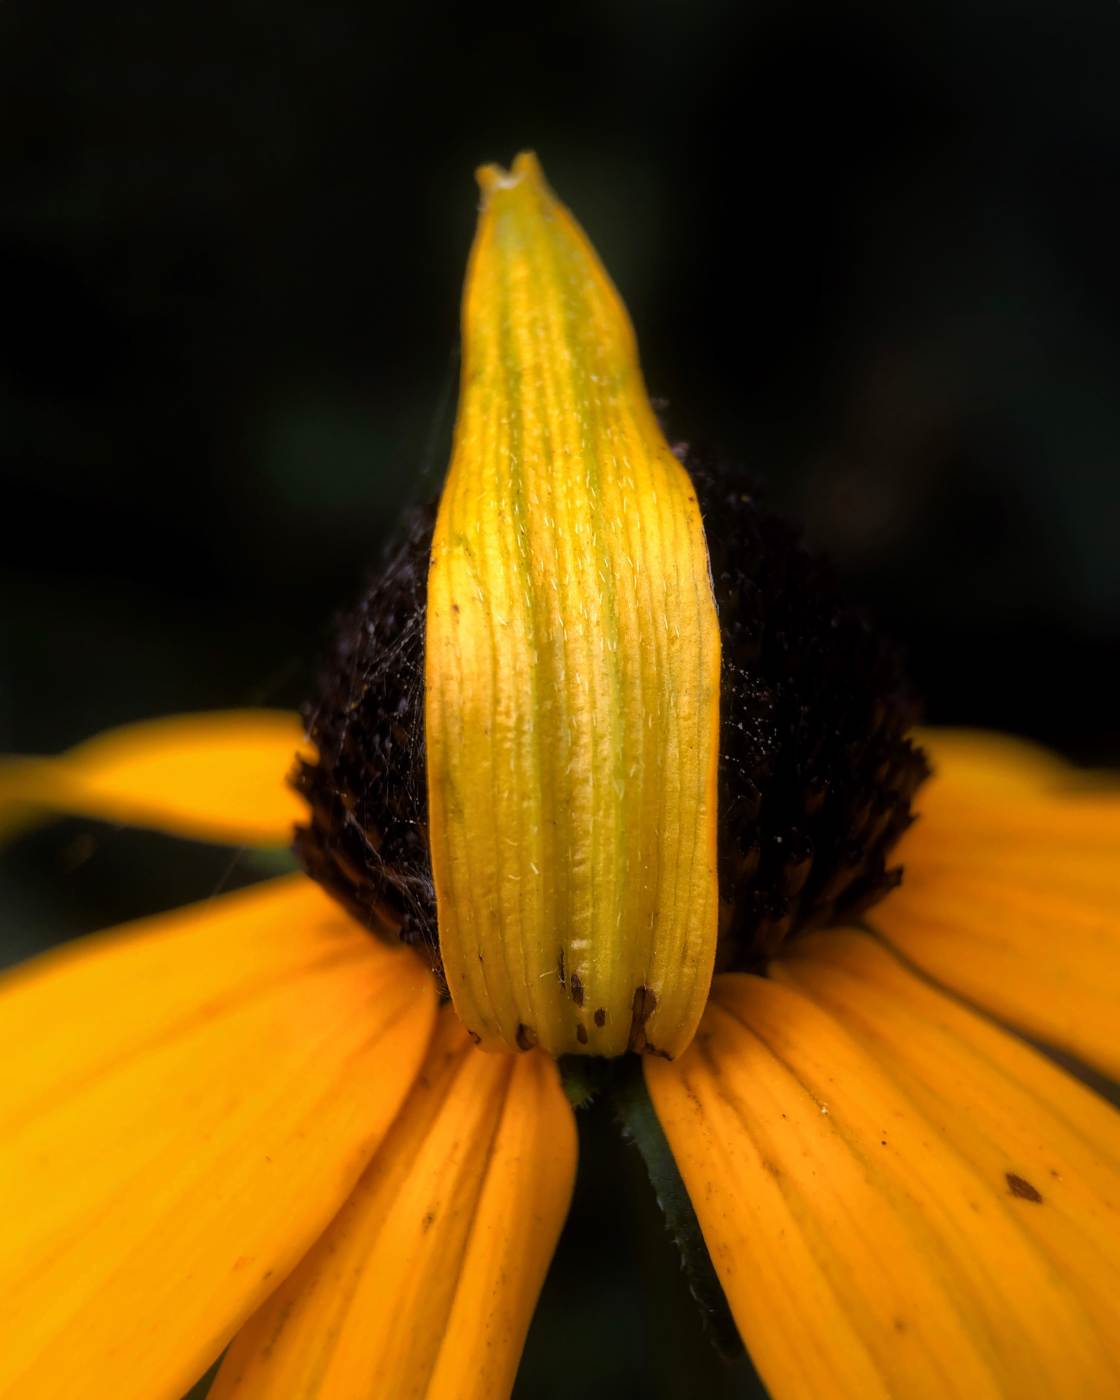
426 153 721 1058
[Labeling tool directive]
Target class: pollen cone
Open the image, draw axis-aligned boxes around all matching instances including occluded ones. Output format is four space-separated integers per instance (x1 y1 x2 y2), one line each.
425 152 721 1058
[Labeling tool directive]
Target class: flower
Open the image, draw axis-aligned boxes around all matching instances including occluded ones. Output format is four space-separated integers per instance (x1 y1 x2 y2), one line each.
3 155 1119 1400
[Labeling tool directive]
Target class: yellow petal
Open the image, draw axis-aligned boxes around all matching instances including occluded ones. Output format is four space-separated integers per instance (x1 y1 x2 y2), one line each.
645 957 1120 1400
0 875 437 1400
0 710 310 846
873 729 1120 1077
776 931 1120 1336
425 151 721 1058
211 1006 576 1400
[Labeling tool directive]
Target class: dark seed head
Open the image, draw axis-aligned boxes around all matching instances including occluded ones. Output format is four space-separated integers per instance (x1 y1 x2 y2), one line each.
695 463 927 968
292 505 441 981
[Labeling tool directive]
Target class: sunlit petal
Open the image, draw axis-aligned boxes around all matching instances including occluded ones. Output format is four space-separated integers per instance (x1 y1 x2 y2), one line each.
875 730 1120 1077
646 953 1120 1399
212 1006 576 1400
913 726 1100 794
0 876 436 1400
1 710 309 846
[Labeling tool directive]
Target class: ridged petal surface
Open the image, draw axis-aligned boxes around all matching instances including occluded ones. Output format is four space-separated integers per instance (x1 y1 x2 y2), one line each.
646 947 1120 1399
876 729 1120 1077
212 1007 576 1400
426 152 720 1057
0 876 436 1400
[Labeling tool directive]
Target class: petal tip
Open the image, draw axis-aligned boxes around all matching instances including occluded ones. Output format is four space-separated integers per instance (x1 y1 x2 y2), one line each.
475 149 547 204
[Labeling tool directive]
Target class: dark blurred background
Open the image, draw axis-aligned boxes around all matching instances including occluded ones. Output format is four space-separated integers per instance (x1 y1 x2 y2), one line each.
2 2 1118 1396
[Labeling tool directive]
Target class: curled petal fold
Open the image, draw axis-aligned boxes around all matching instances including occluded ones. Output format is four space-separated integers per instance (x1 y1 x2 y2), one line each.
212 1005 577 1400
875 729 1120 1077
1 710 310 846
646 950 1120 1400
0 876 437 1400
425 152 720 1057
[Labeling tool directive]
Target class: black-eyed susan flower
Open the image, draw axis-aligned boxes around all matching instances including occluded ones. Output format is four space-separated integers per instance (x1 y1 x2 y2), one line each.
3 152 1119 1400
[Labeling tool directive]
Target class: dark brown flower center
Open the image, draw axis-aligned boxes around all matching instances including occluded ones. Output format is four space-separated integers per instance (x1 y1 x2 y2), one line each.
693 464 928 969
293 464 927 983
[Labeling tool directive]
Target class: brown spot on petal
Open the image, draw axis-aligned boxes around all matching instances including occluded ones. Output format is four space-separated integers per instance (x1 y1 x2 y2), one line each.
570 972 584 1007
594 1007 607 1028
632 984 657 1023
628 984 658 1051
576 1023 588 1045
515 1023 539 1051
1006 1172 1043 1203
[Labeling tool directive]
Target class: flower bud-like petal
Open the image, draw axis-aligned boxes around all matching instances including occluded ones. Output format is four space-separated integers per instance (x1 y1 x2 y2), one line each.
426 153 721 1058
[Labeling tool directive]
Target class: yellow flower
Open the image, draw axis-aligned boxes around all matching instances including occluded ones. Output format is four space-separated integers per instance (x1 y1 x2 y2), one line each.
3 154 1119 1400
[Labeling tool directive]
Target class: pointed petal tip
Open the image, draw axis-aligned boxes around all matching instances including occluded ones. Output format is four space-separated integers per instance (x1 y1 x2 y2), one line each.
475 150 546 203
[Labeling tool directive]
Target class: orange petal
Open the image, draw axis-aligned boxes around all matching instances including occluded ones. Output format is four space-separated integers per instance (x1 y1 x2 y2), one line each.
645 957 1120 1399
0 875 437 1400
1 710 310 846
874 729 1120 1078
913 726 1091 794
211 1006 576 1400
